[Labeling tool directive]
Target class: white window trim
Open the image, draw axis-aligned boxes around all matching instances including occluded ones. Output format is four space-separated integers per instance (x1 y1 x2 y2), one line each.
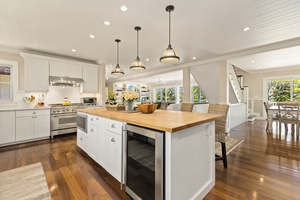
0 59 18 103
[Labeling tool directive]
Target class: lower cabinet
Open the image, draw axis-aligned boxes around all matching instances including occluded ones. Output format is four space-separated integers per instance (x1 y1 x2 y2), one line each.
106 129 122 182
16 109 50 141
0 111 16 145
77 114 123 182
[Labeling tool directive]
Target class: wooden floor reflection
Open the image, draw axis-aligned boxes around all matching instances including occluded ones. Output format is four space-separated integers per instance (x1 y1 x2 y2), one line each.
0 120 299 199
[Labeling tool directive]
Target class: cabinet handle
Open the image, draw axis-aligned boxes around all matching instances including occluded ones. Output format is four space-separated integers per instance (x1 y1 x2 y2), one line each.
91 118 94 121
111 124 115 128
32 112 37 114
96 118 99 120
111 138 115 142
91 128 94 132
80 137 83 141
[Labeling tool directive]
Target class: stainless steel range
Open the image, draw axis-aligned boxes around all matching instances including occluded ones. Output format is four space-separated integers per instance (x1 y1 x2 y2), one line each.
50 103 96 139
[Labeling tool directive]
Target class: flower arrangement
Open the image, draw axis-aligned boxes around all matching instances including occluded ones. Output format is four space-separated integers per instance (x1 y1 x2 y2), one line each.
107 89 116 101
120 91 139 101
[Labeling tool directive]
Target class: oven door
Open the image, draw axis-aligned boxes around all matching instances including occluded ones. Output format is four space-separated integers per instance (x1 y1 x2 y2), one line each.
51 113 77 130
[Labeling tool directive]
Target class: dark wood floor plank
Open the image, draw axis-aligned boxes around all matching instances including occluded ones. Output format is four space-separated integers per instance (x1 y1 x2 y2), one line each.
0 120 300 199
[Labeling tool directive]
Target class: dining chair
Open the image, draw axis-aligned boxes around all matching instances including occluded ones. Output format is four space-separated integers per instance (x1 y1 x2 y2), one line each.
180 103 194 112
160 102 168 110
263 102 279 132
208 104 229 168
277 102 300 139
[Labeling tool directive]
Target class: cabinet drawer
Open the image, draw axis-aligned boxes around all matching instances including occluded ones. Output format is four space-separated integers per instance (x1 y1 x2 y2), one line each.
88 115 99 125
105 119 123 134
77 129 88 152
16 109 50 117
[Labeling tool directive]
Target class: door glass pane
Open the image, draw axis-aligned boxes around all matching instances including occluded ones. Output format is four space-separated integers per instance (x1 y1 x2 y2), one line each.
166 87 176 103
293 79 300 102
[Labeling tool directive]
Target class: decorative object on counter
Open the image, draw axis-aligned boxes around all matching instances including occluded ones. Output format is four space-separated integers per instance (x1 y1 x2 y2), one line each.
111 39 125 75
62 97 71 106
121 91 139 112
107 89 116 104
105 104 125 111
137 103 158 114
160 5 180 63
23 95 35 102
37 94 45 106
130 26 145 71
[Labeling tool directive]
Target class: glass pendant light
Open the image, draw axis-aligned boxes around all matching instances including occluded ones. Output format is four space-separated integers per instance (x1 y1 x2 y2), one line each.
111 39 124 75
160 5 180 63
130 26 145 71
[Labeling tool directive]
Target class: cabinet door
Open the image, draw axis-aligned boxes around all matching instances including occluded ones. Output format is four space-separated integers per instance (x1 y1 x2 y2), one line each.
82 65 98 93
77 129 88 153
50 61 67 77
34 115 50 138
16 117 34 141
67 64 82 78
97 117 106 167
0 111 15 144
106 130 121 182
88 123 98 161
24 58 49 91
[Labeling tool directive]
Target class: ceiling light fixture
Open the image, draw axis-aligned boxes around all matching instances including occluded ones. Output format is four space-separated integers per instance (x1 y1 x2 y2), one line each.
192 57 196 60
111 39 124 75
71 49 76 52
89 35 95 38
160 5 180 63
146 59 149 61
120 5 127 11
104 21 110 25
243 27 250 31
130 26 145 71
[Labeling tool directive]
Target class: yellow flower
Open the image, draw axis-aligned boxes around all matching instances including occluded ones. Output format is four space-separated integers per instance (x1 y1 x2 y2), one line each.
121 91 139 101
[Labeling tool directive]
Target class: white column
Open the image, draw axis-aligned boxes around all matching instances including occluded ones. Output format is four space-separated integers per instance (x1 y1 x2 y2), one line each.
98 63 106 106
183 68 190 102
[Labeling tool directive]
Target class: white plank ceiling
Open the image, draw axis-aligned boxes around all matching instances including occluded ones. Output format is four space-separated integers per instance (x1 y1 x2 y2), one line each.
1 0 300 81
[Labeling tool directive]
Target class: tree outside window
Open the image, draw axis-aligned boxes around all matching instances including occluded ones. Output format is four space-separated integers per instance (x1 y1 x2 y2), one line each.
166 87 176 103
267 79 300 102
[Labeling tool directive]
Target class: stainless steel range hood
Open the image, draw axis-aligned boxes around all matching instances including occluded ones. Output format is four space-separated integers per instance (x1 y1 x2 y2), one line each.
49 76 84 87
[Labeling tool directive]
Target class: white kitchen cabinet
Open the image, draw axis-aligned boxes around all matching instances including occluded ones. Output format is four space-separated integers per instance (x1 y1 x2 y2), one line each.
82 65 98 93
105 119 123 182
96 116 106 167
0 111 16 145
16 109 50 141
23 57 49 91
50 61 82 78
87 115 98 161
77 128 88 152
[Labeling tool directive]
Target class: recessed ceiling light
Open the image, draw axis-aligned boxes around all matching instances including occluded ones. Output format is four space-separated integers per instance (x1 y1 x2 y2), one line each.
243 27 250 31
251 60 255 63
104 21 110 25
120 5 127 11
192 57 197 60
89 35 95 38
146 59 149 61
71 49 76 52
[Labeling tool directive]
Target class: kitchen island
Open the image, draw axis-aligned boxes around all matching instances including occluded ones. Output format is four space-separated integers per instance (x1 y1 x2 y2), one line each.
77 108 221 200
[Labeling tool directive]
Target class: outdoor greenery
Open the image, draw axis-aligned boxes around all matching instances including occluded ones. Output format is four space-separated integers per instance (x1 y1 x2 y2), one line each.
267 79 300 102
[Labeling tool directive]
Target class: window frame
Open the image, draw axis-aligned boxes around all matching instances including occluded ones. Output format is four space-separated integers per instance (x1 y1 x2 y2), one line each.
0 59 18 103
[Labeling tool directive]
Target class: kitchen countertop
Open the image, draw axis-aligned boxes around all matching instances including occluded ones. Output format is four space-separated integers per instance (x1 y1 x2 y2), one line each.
77 108 221 133
0 106 51 111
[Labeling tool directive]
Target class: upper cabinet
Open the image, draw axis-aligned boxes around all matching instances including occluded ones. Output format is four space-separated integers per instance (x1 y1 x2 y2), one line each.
21 54 49 92
83 65 98 93
50 61 82 78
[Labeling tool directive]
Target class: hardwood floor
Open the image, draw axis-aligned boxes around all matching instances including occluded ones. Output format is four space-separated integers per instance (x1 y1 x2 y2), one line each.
0 120 299 199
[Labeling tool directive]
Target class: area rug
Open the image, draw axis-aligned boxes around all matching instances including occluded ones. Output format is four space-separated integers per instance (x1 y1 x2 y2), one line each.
215 137 244 157
0 162 51 200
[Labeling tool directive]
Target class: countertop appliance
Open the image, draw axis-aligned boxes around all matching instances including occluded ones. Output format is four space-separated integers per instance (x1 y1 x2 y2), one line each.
125 124 165 200
50 103 96 139
80 97 97 106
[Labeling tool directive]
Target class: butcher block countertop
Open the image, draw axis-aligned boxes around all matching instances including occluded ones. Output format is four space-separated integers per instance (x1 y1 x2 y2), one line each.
77 108 222 133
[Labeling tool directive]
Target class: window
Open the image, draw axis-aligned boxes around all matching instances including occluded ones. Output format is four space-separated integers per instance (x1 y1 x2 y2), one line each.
191 85 208 103
0 60 18 103
155 88 165 102
267 78 300 102
166 87 176 103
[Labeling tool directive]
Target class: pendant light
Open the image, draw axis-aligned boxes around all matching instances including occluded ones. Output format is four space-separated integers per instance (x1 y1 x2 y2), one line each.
111 39 124 75
160 5 180 63
130 26 145 71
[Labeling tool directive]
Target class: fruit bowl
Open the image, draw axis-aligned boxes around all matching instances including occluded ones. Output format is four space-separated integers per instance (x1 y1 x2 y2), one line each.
137 104 158 114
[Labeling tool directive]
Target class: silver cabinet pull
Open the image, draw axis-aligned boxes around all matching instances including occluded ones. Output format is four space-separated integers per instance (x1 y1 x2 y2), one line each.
111 124 115 128
96 118 99 120
80 137 83 141
111 138 115 142
91 118 94 121
32 112 37 114
91 128 94 132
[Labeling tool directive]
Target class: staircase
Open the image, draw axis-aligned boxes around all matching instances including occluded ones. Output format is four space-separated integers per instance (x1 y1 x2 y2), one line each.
228 65 243 103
